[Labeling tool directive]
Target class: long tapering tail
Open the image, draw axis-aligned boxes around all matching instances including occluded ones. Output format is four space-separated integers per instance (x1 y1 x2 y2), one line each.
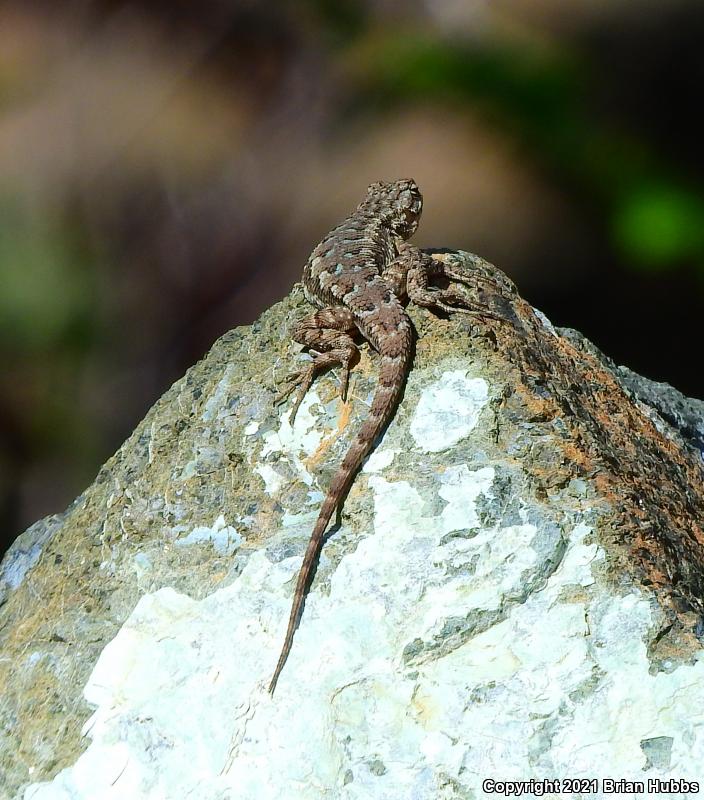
268 331 413 694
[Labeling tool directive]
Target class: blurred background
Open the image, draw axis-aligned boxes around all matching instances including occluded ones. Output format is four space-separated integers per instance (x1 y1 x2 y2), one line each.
1 0 703 557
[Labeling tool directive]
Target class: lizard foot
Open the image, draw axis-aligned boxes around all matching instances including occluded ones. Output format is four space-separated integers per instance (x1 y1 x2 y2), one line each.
411 287 504 321
277 353 354 425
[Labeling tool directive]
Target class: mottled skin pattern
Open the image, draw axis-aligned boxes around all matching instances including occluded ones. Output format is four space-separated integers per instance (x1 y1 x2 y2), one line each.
268 179 497 694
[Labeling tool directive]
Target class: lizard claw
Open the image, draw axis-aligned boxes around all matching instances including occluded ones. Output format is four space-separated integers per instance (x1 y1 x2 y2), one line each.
277 357 352 426
338 361 352 403
275 364 316 425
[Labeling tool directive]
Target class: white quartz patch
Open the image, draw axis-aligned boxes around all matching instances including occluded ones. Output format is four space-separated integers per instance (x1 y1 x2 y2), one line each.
257 389 331 490
255 464 286 495
362 447 398 474
24 474 704 799
201 368 235 422
174 515 242 556
410 370 489 452
261 389 328 459
243 420 259 436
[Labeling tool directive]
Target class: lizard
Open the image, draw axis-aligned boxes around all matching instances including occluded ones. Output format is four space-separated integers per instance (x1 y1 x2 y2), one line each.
268 178 499 694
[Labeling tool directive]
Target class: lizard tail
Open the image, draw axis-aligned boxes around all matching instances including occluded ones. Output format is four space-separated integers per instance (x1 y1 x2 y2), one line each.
268 334 413 695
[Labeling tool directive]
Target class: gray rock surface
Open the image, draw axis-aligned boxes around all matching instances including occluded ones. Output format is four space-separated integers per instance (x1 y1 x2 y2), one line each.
2 252 703 799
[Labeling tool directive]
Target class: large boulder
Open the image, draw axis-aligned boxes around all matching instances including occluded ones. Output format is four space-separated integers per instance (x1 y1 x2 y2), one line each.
2 252 704 799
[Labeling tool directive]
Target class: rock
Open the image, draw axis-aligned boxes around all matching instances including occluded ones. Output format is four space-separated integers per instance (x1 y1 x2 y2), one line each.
2 252 704 799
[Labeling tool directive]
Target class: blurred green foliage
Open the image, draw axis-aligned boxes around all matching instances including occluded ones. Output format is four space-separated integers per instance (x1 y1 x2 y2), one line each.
614 186 704 268
305 0 367 41
0 200 96 351
0 197 100 467
352 32 704 272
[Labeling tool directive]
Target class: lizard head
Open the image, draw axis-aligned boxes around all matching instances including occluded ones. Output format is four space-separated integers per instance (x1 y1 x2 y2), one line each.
362 178 423 239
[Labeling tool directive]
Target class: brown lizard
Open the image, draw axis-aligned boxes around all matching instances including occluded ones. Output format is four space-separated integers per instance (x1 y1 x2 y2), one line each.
268 178 498 694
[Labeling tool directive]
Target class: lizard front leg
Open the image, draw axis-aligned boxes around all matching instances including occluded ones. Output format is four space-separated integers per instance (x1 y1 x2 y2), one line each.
278 306 360 424
383 243 502 320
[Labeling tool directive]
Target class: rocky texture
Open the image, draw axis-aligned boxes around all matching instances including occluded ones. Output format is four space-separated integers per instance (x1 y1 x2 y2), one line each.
2 252 704 799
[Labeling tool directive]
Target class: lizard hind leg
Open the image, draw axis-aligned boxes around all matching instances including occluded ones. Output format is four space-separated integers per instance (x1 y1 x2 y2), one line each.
278 306 360 425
